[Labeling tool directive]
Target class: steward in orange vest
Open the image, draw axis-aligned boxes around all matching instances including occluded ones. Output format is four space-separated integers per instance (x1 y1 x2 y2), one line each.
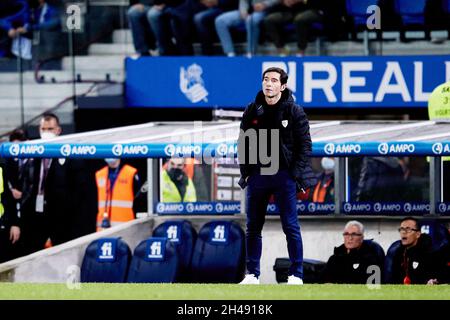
96 159 139 231
310 157 335 203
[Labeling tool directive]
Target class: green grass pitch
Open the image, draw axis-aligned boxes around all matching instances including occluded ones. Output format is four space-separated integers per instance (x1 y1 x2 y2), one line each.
0 283 449 300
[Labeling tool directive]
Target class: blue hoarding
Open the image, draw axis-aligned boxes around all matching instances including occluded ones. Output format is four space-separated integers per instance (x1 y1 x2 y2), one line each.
125 55 450 108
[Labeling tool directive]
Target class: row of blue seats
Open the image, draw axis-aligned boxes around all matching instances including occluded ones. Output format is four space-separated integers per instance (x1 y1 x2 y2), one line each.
80 220 246 283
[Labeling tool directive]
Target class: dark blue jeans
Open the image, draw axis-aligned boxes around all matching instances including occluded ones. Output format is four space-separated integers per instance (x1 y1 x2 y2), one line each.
245 170 303 278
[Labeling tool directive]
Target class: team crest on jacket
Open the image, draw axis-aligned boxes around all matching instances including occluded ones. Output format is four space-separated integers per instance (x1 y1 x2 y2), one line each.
281 120 288 128
58 158 65 165
412 261 419 269
352 263 359 269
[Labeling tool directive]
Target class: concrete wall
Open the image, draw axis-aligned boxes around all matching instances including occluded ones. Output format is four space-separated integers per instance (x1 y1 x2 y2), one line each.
0 215 448 284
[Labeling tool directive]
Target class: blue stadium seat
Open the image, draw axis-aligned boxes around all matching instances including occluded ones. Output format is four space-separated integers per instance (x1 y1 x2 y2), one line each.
383 239 401 284
419 219 450 252
444 0 450 13
127 237 179 283
190 220 246 283
394 0 427 25
363 239 386 265
346 0 380 27
152 220 197 281
80 237 131 283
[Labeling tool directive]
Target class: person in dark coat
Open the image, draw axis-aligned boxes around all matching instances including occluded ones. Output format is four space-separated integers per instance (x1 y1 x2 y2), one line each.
388 217 438 285
322 220 385 284
20 113 98 255
354 157 406 202
237 67 316 285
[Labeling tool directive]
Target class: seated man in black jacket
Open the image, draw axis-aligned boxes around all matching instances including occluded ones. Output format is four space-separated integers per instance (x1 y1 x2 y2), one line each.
322 220 385 284
388 217 438 285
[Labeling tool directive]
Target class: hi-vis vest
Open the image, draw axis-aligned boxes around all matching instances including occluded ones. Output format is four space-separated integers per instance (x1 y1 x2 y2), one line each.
161 169 197 202
0 167 4 219
96 164 137 227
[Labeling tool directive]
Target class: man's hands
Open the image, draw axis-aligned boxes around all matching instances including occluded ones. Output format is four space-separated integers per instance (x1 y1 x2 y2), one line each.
238 176 249 189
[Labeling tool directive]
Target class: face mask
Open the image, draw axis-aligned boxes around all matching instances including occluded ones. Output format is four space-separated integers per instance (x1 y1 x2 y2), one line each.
168 168 185 182
105 158 119 166
40 131 56 140
321 157 335 171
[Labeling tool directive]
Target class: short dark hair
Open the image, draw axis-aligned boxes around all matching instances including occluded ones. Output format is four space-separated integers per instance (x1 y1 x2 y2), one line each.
262 67 288 85
41 112 60 126
9 128 27 142
401 216 419 230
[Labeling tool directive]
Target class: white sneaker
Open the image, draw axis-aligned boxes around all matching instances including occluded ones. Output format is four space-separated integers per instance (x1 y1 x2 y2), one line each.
239 274 260 285
287 275 304 285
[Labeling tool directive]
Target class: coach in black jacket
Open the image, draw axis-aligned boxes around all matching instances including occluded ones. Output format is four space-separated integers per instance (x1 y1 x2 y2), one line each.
237 67 316 285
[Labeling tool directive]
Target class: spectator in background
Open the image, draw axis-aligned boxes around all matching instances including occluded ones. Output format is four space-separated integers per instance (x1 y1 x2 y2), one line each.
147 0 195 55
215 0 278 57
0 0 30 59
193 0 237 55
96 158 140 231
354 157 406 202
162 158 197 202
322 221 385 284
309 156 334 203
263 0 308 56
387 217 438 285
127 0 159 56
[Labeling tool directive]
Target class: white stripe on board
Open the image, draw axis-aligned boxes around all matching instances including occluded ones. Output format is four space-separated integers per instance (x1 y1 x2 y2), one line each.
312 121 435 142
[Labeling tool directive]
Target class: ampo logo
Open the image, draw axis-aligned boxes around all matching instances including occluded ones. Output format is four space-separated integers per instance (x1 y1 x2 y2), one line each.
9 144 19 156
186 203 194 213
403 203 412 213
112 144 123 156
216 144 227 157
438 203 447 213
308 202 316 212
343 203 352 212
378 143 389 155
324 143 335 155
432 143 443 155
60 144 71 156
164 144 175 157
215 203 224 213
373 202 382 212
156 203 165 213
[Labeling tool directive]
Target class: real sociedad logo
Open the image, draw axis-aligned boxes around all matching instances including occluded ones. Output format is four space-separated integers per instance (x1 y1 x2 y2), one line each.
343 203 352 212
156 203 165 213
374 202 382 212
438 203 447 213
186 203 194 213
324 143 335 155
164 144 175 157
432 143 443 155
378 143 389 155
112 144 123 156
9 144 19 156
403 203 412 213
215 203 224 213
60 144 71 157
308 202 316 213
